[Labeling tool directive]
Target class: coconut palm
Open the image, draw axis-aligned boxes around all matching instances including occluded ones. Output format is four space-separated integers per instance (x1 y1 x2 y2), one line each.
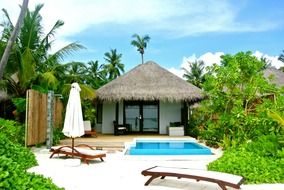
63 61 88 84
279 50 284 63
0 4 83 96
183 60 205 88
131 33 150 64
56 61 95 100
0 0 29 79
260 56 272 70
86 60 107 89
103 49 124 80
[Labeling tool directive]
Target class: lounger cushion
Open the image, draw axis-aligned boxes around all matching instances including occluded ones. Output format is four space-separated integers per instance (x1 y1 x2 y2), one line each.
51 146 106 156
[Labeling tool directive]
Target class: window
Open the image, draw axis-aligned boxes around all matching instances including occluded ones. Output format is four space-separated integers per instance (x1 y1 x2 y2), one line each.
96 103 103 124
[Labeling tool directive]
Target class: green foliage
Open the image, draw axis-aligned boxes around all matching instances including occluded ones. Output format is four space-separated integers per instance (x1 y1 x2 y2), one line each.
0 119 63 189
103 49 124 80
86 60 108 89
52 127 65 145
0 133 37 170
208 135 284 184
0 118 25 145
82 99 96 128
1 4 84 99
187 109 202 138
0 156 64 189
183 60 205 88
12 98 26 113
245 135 281 157
11 97 27 122
131 33 150 64
199 51 283 147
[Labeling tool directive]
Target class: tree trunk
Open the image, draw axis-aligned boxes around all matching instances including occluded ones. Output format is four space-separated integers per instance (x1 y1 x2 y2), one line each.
141 53 144 64
0 0 29 79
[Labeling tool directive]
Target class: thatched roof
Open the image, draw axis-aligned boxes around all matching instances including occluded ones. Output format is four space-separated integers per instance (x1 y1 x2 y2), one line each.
96 61 204 102
263 67 284 87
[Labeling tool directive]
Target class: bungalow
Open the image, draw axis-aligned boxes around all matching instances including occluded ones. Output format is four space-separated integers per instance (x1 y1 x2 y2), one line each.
263 67 284 88
95 61 203 135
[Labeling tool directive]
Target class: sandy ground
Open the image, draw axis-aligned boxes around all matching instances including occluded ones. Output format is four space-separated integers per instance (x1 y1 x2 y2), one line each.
28 148 284 190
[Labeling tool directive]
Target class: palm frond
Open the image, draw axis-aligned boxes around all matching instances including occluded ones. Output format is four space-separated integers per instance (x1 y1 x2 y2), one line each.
61 83 95 100
19 48 36 88
38 71 59 90
39 20 64 52
47 42 85 63
268 111 284 127
1 8 14 27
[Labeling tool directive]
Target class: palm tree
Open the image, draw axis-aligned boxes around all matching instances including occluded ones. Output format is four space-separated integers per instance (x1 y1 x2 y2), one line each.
131 33 150 64
279 50 284 63
260 56 272 70
60 61 95 100
103 49 124 80
86 60 107 89
0 0 29 79
63 61 88 84
0 4 83 96
182 60 205 88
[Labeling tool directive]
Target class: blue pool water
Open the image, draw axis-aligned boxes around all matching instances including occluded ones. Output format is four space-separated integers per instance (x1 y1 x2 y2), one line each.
127 140 212 155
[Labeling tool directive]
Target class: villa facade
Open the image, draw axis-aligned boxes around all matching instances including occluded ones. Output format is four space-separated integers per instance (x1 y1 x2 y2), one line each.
95 61 203 135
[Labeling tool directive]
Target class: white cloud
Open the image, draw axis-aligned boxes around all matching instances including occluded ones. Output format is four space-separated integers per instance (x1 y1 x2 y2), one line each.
180 52 224 73
169 51 284 79
168 67 184 79
253 51 284 68
170 52 224 78
0 0 280 40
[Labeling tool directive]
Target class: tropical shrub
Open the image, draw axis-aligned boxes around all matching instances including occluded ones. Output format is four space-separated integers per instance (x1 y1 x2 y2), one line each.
53 127 65 145
208 135 284 184
0 118 25 145
0 133 37 170
198 51 284 148
0 156 63 190
0 125 64 189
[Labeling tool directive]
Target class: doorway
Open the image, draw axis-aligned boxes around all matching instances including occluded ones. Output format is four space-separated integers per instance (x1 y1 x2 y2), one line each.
124 101 159 133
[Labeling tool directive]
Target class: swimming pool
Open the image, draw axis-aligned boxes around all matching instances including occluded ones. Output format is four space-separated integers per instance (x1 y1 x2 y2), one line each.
126 140 212 155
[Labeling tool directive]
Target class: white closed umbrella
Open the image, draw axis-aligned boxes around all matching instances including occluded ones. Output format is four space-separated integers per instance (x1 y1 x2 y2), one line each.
62 82 84 155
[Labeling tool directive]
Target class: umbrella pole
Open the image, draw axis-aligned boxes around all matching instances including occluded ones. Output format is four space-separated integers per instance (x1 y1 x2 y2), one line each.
72 138 74 157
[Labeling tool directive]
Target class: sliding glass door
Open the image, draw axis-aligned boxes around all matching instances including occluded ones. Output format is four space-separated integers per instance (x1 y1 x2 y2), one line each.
142 104 158 132
125 105 140 132
124 101 159 133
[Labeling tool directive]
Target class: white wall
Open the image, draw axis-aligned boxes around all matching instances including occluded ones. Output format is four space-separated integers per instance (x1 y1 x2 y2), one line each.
159 101 182 134
101 101 182 135
102 102 116 134
101 101 124 134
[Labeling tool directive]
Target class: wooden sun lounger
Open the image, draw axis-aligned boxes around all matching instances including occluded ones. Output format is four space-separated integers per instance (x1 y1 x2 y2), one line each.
141 166 244 190
50 144 106 164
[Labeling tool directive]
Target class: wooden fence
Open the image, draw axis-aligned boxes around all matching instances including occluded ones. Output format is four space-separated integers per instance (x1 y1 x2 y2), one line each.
25 90 63 146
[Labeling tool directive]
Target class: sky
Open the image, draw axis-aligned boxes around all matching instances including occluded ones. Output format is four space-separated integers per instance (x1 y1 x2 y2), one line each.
1 0 284 78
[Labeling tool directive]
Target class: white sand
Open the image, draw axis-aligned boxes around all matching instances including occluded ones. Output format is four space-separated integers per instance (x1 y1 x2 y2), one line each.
28 148 284 190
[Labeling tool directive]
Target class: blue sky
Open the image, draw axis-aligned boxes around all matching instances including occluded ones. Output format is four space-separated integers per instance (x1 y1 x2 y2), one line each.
1 0 284 77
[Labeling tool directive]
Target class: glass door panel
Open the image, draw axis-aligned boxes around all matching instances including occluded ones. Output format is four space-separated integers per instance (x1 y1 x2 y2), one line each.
142 105 158 132
125 105 140 132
